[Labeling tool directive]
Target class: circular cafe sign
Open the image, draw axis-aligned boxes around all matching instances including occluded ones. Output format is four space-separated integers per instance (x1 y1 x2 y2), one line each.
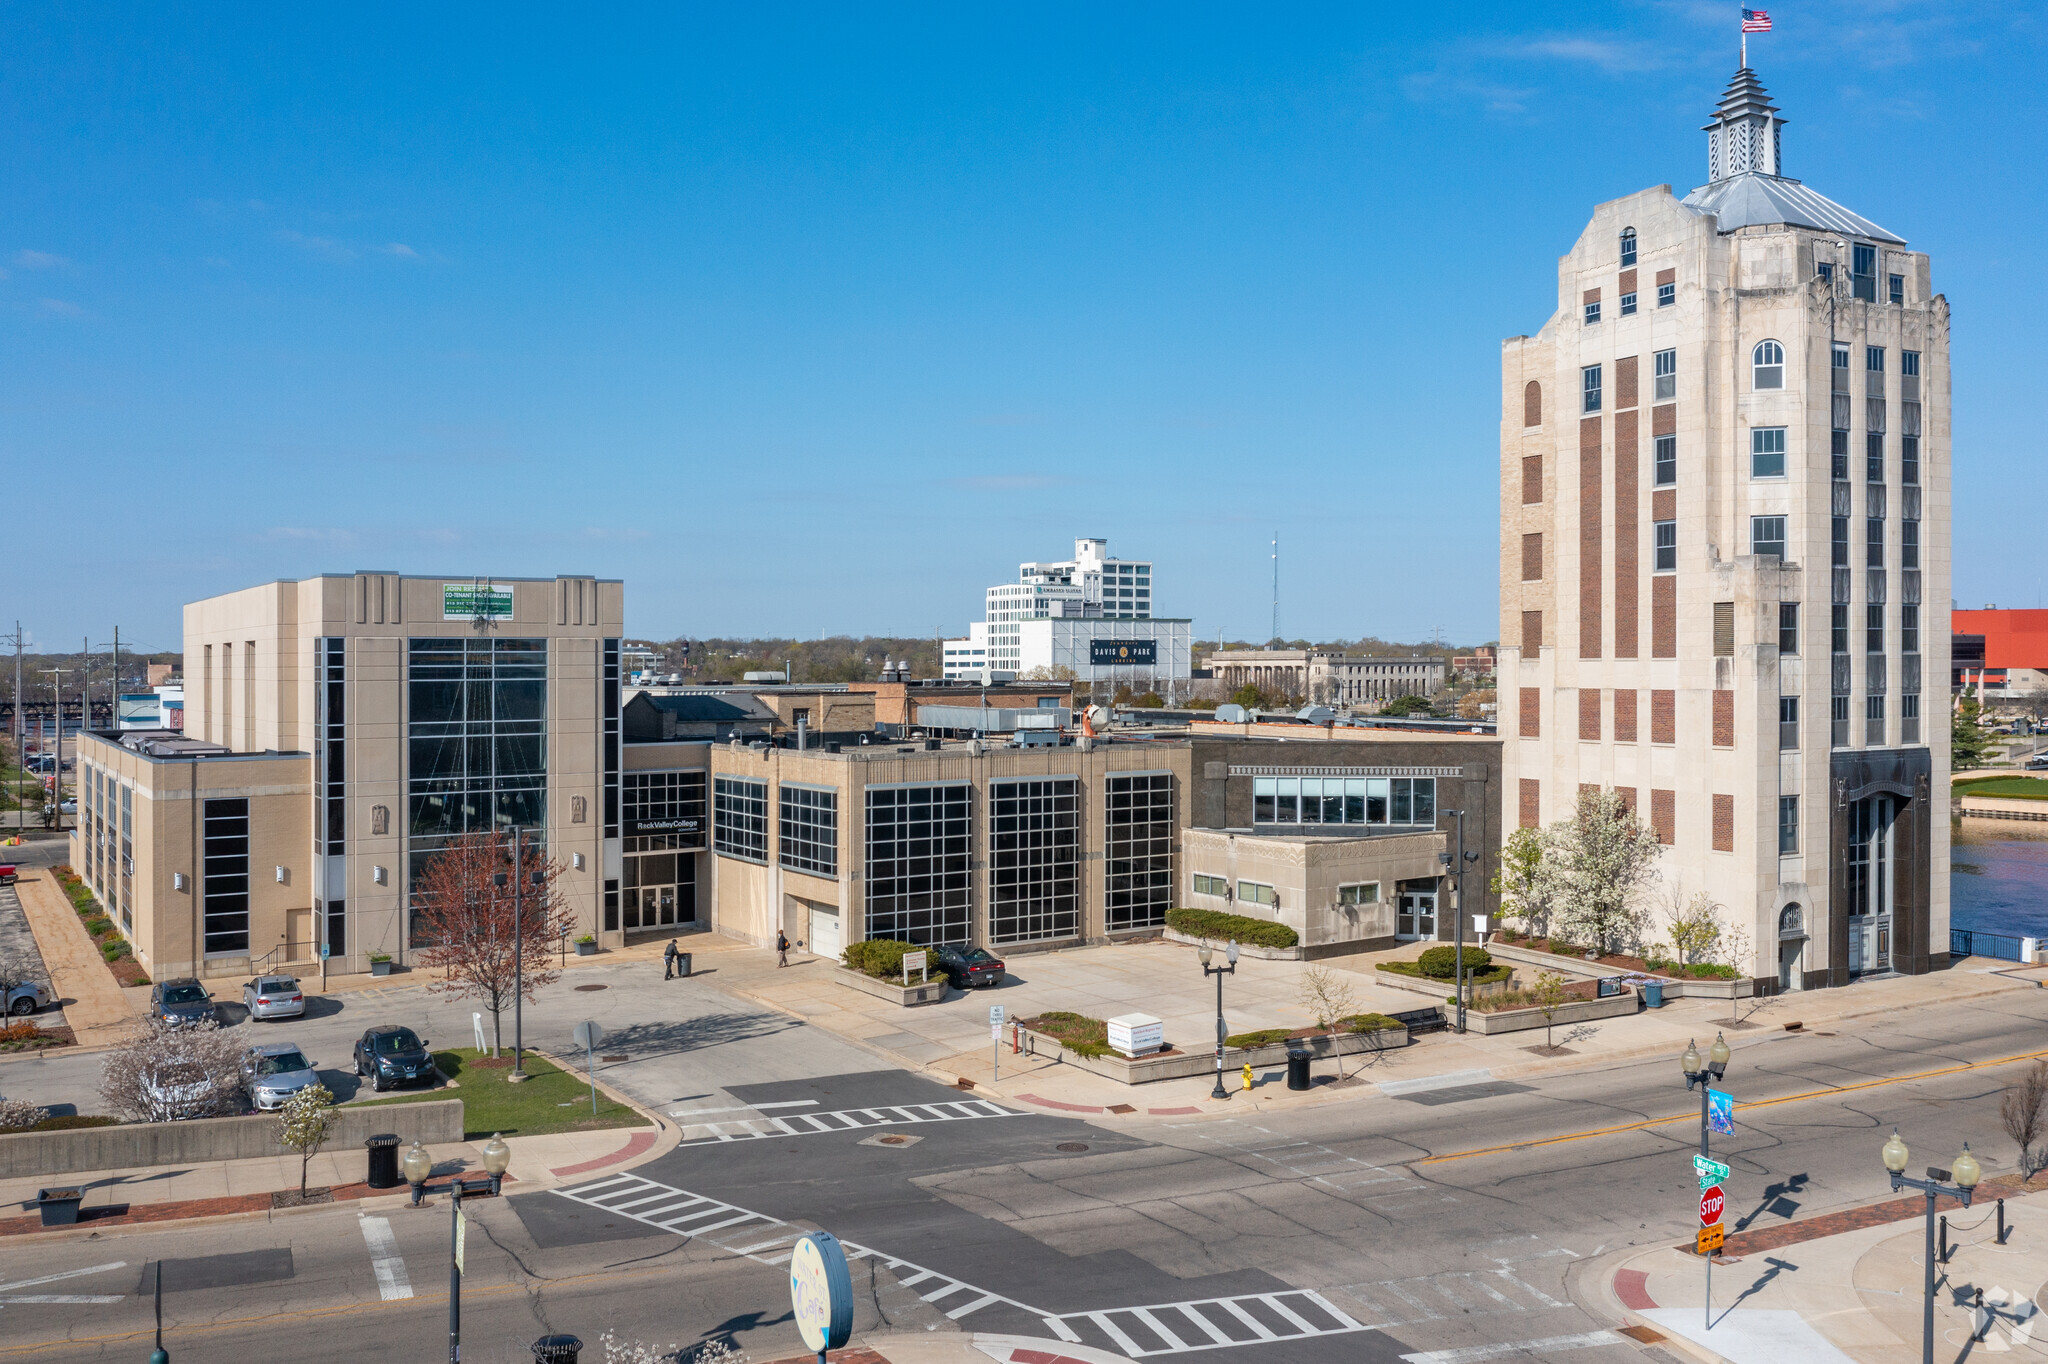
789 1231 853 1354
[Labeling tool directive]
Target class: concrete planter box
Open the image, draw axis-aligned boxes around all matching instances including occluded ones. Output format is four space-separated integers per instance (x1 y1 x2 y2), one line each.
1163 927 1301 961
1461 990 1640 1035
1020 1025 1408 1085
834 966 949 1007
0 1098 465 1181
1371 968 1468 1002
575 940 598 956
1486 943 1753 1000
370 959 393 977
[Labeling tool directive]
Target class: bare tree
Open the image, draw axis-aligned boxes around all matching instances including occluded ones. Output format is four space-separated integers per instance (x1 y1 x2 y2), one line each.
2004 1060 2048 1179
100 1019 245 1122
1533 971 1568 1051
1662 885 1725 968
411 831 575 1056
1296 965 1359 1032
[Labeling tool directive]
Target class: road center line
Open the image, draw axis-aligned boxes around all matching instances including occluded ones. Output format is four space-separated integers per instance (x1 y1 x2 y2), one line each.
1419 1045 2048 1166
357 1214 414 1302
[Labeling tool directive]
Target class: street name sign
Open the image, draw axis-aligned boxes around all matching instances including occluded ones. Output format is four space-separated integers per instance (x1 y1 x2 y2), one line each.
1700 1185 1725 1225
1696 1223 1725 1255
1693 1155 1730 1183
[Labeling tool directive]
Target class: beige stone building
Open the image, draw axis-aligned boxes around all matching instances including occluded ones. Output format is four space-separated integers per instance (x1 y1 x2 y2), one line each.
75 573 625 979
1500 69 1950 990
1205 650 1447 706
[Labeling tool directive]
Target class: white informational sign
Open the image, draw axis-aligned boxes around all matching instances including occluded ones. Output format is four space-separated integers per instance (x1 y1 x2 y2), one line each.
903 950 927 983
1107 1013 1165 1058
989 1004 1005 1024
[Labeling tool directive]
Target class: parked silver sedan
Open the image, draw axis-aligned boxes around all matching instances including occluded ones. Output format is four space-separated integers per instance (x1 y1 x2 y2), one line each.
240 1042 320 1111
5 979 52 1016
242 974 305 1021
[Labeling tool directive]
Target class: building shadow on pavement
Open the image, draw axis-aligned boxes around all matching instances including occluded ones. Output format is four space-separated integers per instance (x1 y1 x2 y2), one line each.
593 1011 805 1066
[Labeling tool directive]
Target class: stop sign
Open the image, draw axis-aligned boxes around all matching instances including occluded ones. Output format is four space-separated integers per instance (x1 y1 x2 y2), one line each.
1700 1185 1725 1225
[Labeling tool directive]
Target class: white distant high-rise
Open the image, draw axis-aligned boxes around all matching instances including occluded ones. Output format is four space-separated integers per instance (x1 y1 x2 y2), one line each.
944 537 1191 689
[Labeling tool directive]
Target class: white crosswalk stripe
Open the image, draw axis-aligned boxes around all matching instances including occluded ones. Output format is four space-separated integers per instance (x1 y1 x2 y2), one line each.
1046 1289 1369 1358
552 1174 1044 1325
669 1098 1021 1144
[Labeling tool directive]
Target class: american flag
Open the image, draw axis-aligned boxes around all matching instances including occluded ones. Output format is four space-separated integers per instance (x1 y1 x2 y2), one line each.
1742 8 1773 32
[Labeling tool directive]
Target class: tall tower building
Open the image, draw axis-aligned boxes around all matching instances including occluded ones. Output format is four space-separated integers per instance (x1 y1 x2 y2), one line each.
1499 70 1949 989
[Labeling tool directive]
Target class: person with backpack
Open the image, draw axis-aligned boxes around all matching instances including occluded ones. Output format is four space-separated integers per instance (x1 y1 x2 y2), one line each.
663 938 680 980
776 928 790 968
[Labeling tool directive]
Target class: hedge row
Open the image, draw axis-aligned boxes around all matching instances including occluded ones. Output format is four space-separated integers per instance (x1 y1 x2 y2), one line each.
1379 959 1513 986
1164 907 1299 950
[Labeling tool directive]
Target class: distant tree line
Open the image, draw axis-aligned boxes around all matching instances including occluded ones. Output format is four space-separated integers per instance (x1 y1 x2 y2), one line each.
633 636 945 684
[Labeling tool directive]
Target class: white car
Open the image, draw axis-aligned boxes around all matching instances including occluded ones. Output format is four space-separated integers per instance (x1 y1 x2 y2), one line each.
5 980 53 1016
242 975 305 1021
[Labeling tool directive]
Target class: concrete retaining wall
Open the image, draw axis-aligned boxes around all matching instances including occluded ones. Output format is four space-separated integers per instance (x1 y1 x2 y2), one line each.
0 1098 465 1179
1462 991 1639 1035
1021 1026 1408 1085
1485 942 1754 1000
834 967 949 1007
1162 927 1302 961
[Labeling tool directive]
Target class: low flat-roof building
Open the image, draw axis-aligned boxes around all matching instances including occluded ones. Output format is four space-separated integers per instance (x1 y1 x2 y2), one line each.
1206 650 1448 707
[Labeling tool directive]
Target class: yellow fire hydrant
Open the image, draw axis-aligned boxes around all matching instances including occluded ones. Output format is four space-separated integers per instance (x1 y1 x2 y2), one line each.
1242 1062 1255 1093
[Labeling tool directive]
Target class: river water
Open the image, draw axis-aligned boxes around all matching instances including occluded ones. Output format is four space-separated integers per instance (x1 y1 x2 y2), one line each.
1952 819 2048 938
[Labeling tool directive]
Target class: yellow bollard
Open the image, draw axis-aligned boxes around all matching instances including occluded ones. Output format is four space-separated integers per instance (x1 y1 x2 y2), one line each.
1242 1062 1255 1093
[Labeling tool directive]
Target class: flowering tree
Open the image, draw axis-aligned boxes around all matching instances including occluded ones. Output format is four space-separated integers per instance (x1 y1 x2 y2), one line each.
1491 826 1555 937
411 831 575 1056
277 1082 336 1196
1546 788 1662 956
100 1018 245 1122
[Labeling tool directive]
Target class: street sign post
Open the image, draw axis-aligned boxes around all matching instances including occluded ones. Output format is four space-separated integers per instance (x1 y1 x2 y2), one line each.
1696 1224 1725 1254
573 1020 604 1116
990 1005 1005 1081
1700 1185 1725 1226
1693 1155 1731 1184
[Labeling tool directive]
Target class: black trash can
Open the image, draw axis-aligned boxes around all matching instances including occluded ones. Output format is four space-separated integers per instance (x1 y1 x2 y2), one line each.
1286 1046 1313 1091
531 1335 584 1364
676 951 692 979
365 1133 403 1189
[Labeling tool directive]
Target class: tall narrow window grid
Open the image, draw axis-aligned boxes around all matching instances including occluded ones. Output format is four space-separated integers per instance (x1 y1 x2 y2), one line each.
1751 516 1786 560
1620 291 1637 316
1751 426 1786 478
1867 517 1885 569
1832 603 1850 654
317 637 345 856
865 784 972 946
603 639 621 839
1653 349 1676 401
1654 434 1676 487
1832 695 1851 748
1901 603 1920 654
1654 520 1677 572
988 778 1080 945
1105 773 1174 931
1620 228 1637 266
1583 364 1602 413
202 798 251 956
712 776 769 863
1778 603 1800 656
623 771 708 850
1901 520 1920 570
1778 796 1800 854
778 785 838 877
1832 517 1850 568
1867 602 1885 655
1658 281 1675 307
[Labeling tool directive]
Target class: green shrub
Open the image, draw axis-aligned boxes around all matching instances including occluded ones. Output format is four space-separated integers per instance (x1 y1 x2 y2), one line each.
842 939 915 979
83 916 113 938
1024 1011 1113 1058
1164 907 1298 950
33 1114 120 1131
1380 960 1513 985
1338 1013 1403 1034
1685 963 1740 980
1224 1028 1292 1049
1415 945 1492 979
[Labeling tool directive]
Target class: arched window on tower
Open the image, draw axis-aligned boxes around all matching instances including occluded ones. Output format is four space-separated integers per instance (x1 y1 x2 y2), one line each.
1523 380 1542 428
1753 339 1785 390
1620 227 1637 267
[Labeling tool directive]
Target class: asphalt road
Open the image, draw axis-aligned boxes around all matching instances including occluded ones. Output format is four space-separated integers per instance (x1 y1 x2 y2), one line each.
7 981 2048 1364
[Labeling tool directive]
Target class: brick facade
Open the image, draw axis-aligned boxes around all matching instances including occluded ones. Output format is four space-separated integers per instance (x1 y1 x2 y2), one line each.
1614 688 1638 743
1614 407 1639 658
1519 778 1541 829
1712 689 1735 747
1522 532 1543 582
1522 610 1543 651
1651 689 1675 744
1712 793 1735 852
1580 416 1602 658
1652 575 1676 657
1578 688 1601 741
1524 381 1542 429
1523 455 1543 505
1651 788 1675 845
1520 687 1541 738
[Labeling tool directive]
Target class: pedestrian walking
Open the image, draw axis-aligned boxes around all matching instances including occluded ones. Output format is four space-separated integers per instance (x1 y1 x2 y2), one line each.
776 928 790 968
663 938 679 980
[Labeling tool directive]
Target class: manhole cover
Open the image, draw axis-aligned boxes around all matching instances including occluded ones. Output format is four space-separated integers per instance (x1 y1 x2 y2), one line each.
859 1131 923 1148
574 984 608 992
1056 1142 1090 1153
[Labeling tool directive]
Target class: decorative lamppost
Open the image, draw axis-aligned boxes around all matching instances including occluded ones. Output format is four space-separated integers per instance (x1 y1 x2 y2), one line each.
1681 1034 1732 1156
1881 1128 1981 1364
480 1133 512 1196
402 1139 434 1207
1198 941 1238 1100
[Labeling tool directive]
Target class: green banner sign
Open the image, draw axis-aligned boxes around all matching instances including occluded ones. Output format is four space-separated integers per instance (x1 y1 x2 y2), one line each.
443 583 514 620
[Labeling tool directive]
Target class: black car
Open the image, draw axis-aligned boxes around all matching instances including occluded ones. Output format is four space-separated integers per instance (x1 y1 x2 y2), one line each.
353 1026 437 1092
933 943 1006 989
149 979 216 1028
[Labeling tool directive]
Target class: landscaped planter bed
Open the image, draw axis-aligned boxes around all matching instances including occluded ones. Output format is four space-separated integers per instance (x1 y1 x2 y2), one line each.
1162 928 1301 961
1018 1016 1408 1085
1459 990 1640 1035
1484 942 1753 1000
833 966 949 1007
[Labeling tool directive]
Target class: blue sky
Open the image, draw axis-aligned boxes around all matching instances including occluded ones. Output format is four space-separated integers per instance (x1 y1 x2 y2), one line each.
7 3 2043 652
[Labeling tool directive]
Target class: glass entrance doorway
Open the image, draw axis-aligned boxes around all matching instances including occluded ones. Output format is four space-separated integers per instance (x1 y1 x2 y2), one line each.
1845 796 1894 974
1397 890 1437 940
623 852 697 932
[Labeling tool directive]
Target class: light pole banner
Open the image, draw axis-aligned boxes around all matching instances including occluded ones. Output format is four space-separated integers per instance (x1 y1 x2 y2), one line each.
1707 1088 1735 1136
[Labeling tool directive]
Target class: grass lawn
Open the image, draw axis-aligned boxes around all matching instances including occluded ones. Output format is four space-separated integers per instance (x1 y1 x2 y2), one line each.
1957 776 2048 801
354 1047 643 1139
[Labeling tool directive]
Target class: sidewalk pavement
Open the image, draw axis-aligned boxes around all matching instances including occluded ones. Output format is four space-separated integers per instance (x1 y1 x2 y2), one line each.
710 931 2048 1119
10 864 143 1048
1601 1173 2048 1363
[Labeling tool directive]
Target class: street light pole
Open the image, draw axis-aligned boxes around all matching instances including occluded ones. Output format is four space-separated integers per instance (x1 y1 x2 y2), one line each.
512 826 525 1082
1681 1034 1732 1329
448 1181 462 1364
1199 941 1238 1100
1443 809 1478 1033
1882 1129 1982 1364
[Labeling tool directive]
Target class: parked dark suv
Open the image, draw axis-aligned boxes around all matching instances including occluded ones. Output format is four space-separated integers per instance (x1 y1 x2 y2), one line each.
932 943 1006 990
353 1026 437 1092
149 979 216 1028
